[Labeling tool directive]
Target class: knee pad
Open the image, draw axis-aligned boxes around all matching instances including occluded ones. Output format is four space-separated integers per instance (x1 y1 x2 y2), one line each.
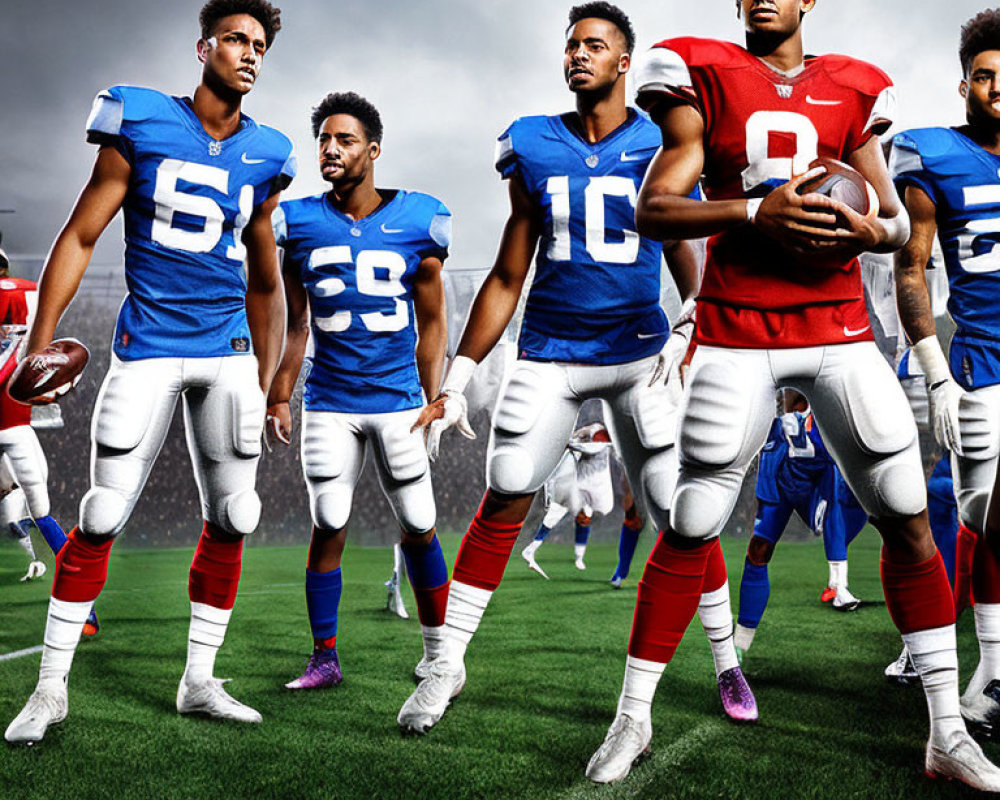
218 489 261 536
671 473 739 539
870 460 926 518
311 486 351 532
488 445 538 495
80 486 129 538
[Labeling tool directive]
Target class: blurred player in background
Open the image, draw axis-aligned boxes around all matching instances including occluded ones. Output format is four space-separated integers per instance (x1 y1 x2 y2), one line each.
890 9 1000 739
6 0 295 744
268 92 450 690
398 2 755 736
735 391 867 661
588 0 1000 789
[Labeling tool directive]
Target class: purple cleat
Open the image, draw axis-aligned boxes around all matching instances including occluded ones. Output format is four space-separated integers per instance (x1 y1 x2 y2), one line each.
285 647 343 690
718 666 758 722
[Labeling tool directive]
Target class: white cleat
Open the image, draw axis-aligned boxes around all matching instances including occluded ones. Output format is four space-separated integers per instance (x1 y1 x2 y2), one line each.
575 556 586 571
20 560 47 582
413 655 432 682
586 712 652 783
176 675 262 723
884 646 920 687
5 684 68 744
961 678 1000 739
610 576 623 589
397 659 466 734
925 730 1000 791
385 574 409 619
831 586 860 612
521 544 549 580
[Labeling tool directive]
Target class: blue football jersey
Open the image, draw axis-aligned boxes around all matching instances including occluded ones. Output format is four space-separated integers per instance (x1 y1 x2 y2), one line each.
495 111 668 364
891 127 1000 389
274 190 450 414
86 85 296 360
755 413 833 504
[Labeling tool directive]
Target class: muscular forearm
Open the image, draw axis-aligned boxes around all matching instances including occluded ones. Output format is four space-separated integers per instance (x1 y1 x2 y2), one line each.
416 316 446 401
266 322 307 406
637 194 749 242
247 284 285 395
894 253 937 344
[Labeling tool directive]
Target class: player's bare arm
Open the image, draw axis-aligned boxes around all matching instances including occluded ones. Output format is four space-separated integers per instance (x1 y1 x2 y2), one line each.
893 185 938 344
636 103 839 246
27 147 131 354
244 190 285 396
265 258 308 445
412 255 447 405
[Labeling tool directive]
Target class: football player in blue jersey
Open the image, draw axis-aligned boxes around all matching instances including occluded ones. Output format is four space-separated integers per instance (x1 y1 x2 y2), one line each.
397 2 757 735
6 0 296 744
891 9 1000 741
266 92 451 690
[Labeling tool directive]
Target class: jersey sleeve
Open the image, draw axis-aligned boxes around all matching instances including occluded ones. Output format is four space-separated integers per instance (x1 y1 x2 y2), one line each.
85 86 134 163
419 199 451 262
633 42 699 114
271 204 288 247
825 59 896 153
889 130 940 205
494 121 519 180
272 144 297 196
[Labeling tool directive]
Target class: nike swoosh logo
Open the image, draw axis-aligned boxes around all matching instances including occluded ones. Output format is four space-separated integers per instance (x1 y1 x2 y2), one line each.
241 154 266 164
805 95 842 106
843 325 871 337
381 224 404 234
620 151 643 162
637 332 662 340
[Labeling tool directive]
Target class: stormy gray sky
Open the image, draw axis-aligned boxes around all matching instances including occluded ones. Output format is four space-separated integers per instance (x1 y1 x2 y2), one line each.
0 0 988 270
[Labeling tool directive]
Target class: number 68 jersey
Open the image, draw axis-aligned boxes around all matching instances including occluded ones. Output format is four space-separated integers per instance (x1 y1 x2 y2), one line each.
86 85 296 361
274 190 451 414
634 38 895 349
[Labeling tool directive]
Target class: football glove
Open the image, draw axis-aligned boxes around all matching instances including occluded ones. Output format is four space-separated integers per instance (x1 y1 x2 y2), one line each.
649 298 696 389
426 390 476 461
21 560 46 582
913 336 964 457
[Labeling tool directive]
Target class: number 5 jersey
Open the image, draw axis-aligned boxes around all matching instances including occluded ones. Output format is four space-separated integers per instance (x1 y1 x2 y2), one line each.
86 85 296 360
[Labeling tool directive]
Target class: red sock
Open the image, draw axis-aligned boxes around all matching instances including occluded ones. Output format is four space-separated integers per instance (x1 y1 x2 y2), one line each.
628 533 714 663
972 528 1000 604
880 547 955 634
955 525 977 614
451 494 525 592
52 527 114 603
188 522 244 610
413 583 450 627
315 635 337 650
701 537 728 594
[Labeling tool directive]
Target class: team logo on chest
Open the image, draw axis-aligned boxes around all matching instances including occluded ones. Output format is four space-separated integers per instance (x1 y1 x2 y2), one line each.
208 140 222 157
585 154 599 168
775 84 793 100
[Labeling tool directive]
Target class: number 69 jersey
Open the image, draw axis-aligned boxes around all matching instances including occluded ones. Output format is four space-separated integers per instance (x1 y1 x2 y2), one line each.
86 85 296 360
634 38 895 350
891 127 1000 390
274 190 451 414
495 112 668 365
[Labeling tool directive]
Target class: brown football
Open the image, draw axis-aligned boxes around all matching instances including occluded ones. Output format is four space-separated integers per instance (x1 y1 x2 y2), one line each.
796 157 878 220
7 338 90 405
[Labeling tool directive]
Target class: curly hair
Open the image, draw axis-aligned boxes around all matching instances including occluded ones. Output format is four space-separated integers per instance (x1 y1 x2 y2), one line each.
311 92 383 143
567 2 635 54
960 9 1000 75
200 0 282 50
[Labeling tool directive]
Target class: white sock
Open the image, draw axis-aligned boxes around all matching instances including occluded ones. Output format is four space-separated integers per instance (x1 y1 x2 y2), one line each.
903 624 964 744
969 603 1000 698
441 581 493 663
828 560 847 588
698 584 739 675
16 534 36 560
734 624 756 652
574 544 586 560
38 597 94 689
523 540 541 558
184 602 233 683
421 624 445 662
617 655 666 722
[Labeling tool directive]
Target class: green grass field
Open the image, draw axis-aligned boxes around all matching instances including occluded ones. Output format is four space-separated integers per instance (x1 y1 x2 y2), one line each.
0 528 992 799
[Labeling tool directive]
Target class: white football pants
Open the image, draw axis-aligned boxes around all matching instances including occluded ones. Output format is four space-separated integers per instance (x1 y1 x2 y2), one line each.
952 383 1000 533
0 424 50 518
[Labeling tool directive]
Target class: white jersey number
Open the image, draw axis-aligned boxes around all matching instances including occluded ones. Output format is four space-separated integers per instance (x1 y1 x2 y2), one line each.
742 111 819 193
958 185 1000 274
545 175 640 264
151 159 251 262
309 247 409 334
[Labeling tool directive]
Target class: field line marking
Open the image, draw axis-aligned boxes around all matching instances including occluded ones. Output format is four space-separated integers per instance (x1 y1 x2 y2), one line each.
555 719 721 800
0 644 43 662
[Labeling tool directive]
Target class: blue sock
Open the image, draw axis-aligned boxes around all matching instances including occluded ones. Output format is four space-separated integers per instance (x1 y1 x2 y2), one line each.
613 525 641 581
533 524 551 543
305 568 342 646
400 535 448 589
34 515 68 555
574 524 591 546
738 559 771 629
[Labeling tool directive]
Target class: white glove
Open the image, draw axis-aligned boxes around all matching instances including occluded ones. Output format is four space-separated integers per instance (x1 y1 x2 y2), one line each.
21 560 46 582
912 335 964 457
426 390 476 461
649 299 696 388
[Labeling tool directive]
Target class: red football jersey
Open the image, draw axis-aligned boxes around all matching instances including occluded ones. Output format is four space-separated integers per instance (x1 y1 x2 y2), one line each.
0 277 37 429
635 37 895 348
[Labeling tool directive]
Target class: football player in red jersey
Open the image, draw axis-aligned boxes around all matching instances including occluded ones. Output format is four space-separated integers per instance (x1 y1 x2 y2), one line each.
586 0 1000 790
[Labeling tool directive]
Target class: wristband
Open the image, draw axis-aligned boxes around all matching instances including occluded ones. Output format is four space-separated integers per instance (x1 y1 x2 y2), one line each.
746 198 763 224
911 335 951 386
440 354 477 395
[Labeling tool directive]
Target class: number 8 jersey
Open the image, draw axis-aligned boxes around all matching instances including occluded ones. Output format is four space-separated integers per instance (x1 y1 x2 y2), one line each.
495 112 668 365
634 38 894 349
86 85 296 360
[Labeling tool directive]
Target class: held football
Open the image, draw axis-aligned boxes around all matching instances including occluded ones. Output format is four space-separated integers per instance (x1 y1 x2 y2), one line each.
796 157 880 221
7 338 90 405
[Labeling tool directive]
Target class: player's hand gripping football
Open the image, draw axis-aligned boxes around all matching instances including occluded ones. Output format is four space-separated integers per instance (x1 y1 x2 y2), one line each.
753 166 845 252
265 402 292 446
412 391 476 461
649 298 695 390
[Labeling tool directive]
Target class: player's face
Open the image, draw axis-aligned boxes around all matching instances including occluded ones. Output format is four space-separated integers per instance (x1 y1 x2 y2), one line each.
963 51 1000 126
317 114 380 184
739 0 814 36
563 18 629 94
198 14 267 96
